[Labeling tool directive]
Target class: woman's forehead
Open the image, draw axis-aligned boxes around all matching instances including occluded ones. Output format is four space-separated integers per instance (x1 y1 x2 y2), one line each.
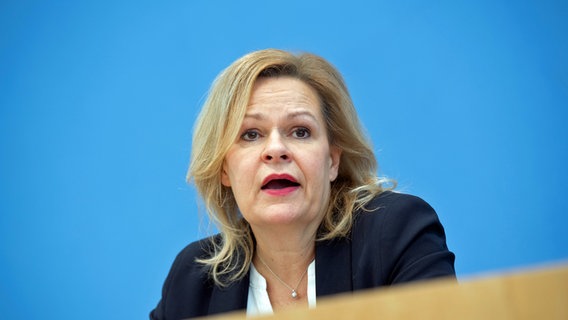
247 77 320 111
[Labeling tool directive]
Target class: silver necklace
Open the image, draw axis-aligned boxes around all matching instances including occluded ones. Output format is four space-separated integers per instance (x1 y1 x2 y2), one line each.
257 254 310 299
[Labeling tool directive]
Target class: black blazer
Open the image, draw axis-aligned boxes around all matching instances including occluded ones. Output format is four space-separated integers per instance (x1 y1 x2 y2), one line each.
150 192 455 319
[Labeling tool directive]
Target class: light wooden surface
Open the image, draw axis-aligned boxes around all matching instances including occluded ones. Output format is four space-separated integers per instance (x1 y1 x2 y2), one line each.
199 263 568 320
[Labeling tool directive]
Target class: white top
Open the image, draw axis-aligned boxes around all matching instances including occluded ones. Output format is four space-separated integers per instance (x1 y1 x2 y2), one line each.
246 260 316 316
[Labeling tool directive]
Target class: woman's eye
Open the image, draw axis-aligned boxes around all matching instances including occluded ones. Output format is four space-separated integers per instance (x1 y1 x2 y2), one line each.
241 130 260 141
292 127 311 139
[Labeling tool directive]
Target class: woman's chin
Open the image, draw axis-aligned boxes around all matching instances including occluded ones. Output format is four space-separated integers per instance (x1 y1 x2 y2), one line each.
251 209 315 228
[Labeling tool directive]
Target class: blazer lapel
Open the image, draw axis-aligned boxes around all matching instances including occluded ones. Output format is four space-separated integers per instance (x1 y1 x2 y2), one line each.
315 237 353 297
207 273 249 315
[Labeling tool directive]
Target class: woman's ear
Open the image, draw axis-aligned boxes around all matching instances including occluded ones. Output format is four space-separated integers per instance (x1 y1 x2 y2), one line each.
221 162 232 187
329 146 342 182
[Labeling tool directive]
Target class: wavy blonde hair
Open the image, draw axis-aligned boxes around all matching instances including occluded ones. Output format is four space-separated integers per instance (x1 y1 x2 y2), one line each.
188 49 394 286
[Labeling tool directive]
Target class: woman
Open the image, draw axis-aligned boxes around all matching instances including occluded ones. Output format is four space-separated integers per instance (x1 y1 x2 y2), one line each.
150 49 455 319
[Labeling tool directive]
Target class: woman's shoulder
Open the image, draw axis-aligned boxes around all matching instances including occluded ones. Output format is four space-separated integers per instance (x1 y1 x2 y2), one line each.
353 191 440 230
173 235 221 267
360 191 435 214
351 191 455 284
157 235 221 290
371 190 431 205
150 235 224 319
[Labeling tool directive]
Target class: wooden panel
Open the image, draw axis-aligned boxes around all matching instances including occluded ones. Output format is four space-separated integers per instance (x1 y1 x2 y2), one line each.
199 263 568 320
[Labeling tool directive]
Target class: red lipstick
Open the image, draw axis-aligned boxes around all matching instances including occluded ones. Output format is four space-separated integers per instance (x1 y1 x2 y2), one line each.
261 174 300 196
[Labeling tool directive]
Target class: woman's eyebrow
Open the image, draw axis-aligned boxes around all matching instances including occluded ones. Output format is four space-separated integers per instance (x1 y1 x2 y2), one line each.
242 112 265 121
286 110 318 122
243 110 318 122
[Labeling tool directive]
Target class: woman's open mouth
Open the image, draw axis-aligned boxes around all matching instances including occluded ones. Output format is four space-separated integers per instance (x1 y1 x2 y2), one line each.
261 174 300 195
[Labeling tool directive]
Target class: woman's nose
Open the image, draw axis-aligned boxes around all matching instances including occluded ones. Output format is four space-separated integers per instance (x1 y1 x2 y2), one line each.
262 131 291 162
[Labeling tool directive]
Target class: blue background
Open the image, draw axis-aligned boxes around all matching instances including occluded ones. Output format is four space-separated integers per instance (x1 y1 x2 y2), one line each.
1 1 567 319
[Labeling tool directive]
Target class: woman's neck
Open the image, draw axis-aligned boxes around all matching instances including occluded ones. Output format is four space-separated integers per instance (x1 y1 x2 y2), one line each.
252 224 316 285
252 232 315 311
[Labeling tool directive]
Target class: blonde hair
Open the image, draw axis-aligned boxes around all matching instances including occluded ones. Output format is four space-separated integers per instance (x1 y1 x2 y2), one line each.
188 49 394 286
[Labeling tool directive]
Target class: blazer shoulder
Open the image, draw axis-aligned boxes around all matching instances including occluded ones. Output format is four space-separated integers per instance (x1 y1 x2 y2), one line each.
352 191 455 285
177 235 220 263
354 191 437 228
361 191 433 213
150 235 220 320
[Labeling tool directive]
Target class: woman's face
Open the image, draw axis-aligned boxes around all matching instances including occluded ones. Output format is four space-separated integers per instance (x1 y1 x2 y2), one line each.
221 77 341 232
